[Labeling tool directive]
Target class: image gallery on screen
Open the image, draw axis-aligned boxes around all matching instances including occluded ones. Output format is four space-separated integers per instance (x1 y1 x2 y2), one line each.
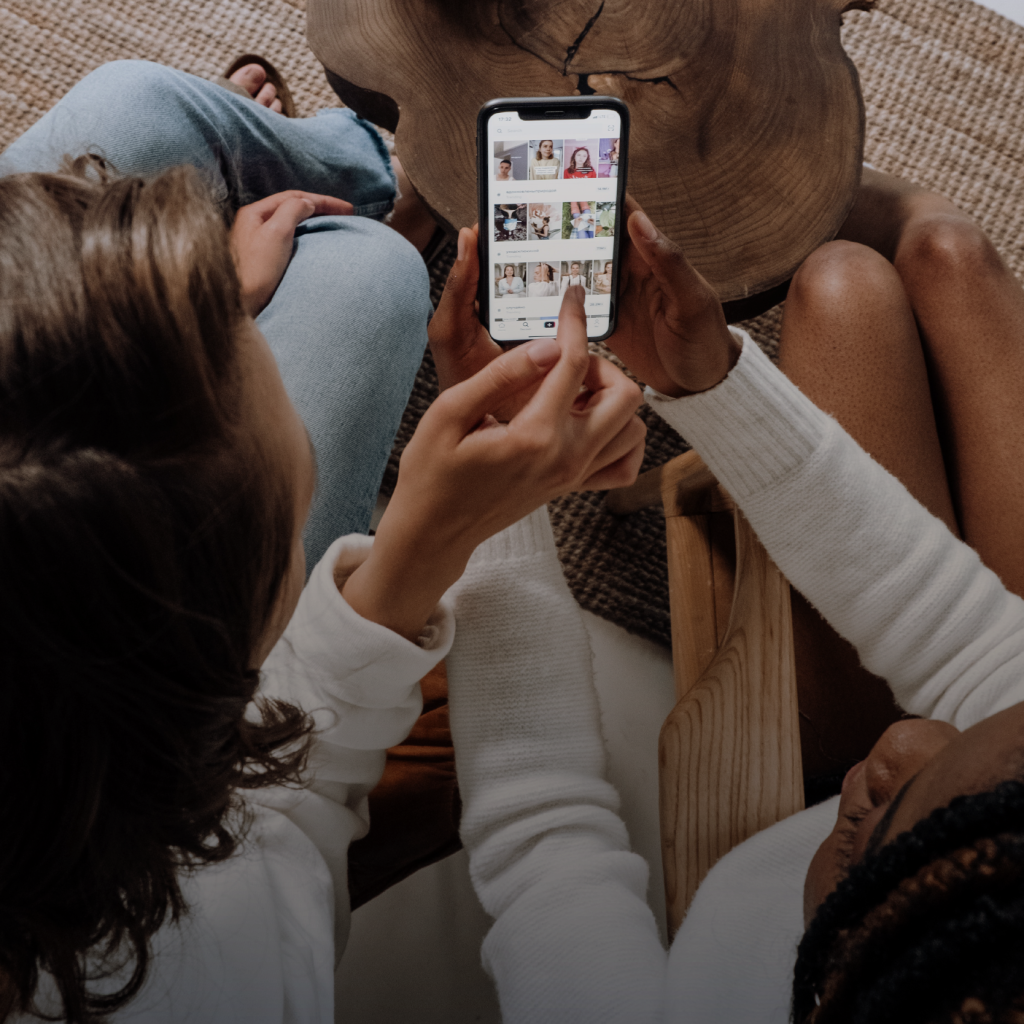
491 137 620 181
489 133 619 336
491 137 618 315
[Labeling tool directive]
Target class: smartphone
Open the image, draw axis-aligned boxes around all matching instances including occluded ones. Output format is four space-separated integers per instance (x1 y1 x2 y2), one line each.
477 96 629 345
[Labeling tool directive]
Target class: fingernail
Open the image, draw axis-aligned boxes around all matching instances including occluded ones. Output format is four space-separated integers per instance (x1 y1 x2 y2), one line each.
633 211 659 241
526 337 560 368
457 229 469 262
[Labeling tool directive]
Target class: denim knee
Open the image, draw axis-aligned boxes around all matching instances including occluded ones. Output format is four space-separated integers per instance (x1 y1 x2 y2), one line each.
56 61 194 140
0 61 212 179
288 216 431 368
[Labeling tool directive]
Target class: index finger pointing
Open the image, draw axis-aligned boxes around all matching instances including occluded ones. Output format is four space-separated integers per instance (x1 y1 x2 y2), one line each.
517 286 591 421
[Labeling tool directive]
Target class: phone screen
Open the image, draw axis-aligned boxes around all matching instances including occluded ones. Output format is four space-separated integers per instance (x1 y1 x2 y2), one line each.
483 106 624 343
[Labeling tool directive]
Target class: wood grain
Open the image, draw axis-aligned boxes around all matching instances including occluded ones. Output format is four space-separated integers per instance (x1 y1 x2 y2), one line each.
307 0 868 300
660 496 803 936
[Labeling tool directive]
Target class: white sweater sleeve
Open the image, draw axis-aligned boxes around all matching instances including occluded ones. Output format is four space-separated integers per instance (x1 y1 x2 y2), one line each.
649 331 1024 730
447 509 667 1024
253 534 454 959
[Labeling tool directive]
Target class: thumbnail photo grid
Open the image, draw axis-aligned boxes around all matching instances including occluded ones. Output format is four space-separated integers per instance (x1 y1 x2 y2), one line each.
494 259 616 298
493 137 621 181
493 201 616 244
489 128 620 333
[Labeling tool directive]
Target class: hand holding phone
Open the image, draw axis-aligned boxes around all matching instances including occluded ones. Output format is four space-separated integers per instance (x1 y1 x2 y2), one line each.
604 196 742 397
347 286 645 641
429 224 504 392
430 222 627 422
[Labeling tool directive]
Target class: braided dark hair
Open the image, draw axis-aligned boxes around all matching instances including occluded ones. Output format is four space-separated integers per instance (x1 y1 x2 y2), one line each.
792 780 1024 1023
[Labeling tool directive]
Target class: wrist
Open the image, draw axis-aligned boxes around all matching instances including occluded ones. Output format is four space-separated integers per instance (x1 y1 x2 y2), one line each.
665 325 743 396
340 511 476 642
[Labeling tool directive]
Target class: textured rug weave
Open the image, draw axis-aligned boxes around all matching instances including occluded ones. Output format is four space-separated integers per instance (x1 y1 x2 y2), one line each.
3 0 1023 646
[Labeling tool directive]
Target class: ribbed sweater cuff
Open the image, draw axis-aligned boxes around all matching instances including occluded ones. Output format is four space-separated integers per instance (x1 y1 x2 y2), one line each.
468 506 556 567
645 330 832 499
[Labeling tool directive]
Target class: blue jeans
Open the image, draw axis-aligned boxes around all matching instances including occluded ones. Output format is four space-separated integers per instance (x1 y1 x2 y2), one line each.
0 60 431 568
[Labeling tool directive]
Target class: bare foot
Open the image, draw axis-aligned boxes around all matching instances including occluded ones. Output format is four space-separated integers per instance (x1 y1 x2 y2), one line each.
228 64 283 114
389 155 442 255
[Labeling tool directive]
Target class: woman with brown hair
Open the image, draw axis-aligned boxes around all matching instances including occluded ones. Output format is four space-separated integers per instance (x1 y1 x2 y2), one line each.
529 139 561 180
0 61 646 1023
563 146 596 179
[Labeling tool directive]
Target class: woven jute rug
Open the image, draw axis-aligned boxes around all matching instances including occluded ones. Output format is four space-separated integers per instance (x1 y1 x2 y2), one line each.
3 0 1023 646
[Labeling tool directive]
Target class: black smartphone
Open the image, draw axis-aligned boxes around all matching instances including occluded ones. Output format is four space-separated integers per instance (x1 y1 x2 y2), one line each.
477 96 629 345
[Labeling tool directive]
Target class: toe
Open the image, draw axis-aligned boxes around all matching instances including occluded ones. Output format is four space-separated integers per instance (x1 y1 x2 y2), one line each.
228 63 266 97
270 97 284 114
254 81 278 108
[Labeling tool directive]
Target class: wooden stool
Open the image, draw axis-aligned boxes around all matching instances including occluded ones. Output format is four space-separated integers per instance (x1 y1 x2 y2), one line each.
307 0 868 312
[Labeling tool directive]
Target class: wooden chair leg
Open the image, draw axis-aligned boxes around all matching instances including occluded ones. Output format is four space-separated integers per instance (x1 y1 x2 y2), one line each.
655 452 804 937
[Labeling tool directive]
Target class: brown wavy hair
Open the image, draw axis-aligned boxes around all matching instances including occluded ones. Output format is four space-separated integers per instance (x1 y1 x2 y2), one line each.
0 160 312 1022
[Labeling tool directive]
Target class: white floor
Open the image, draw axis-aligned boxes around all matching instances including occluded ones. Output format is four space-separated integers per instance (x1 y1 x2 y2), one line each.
981 0 1023 25
339 2 1023 1019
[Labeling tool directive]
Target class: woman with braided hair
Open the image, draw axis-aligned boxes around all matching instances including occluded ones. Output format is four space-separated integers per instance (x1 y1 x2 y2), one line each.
432 172 1024 1022
794 781 1024 1023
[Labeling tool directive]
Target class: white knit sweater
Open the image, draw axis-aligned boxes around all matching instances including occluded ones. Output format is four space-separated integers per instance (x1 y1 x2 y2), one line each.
447 331 1024 1023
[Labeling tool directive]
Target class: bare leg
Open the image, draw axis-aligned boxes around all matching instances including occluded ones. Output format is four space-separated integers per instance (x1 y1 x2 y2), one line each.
779 240 958 532
838 168 1024 593
778 241 956 779
779 177 1024 779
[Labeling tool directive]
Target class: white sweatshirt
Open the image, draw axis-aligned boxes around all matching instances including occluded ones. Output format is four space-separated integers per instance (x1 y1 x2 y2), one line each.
21 536 455 1024
446 331 1024 1023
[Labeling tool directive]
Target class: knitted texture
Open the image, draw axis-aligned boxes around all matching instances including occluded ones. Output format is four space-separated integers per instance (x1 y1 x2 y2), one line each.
3 0 1023 646
447 508 665 1024
656 337 1024 729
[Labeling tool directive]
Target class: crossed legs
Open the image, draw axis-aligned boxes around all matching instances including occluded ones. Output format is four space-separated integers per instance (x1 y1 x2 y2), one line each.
0 60 432 565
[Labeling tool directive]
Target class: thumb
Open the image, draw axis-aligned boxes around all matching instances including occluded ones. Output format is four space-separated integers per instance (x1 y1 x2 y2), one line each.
264 196 317 238
436 227 480 315
434 336 561 434
627 210 721 324
429 227 481 362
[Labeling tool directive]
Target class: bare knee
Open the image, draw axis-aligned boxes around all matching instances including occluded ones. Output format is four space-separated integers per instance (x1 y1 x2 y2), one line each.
894 212 1006 286
788 240 903 320
780 240 916 376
